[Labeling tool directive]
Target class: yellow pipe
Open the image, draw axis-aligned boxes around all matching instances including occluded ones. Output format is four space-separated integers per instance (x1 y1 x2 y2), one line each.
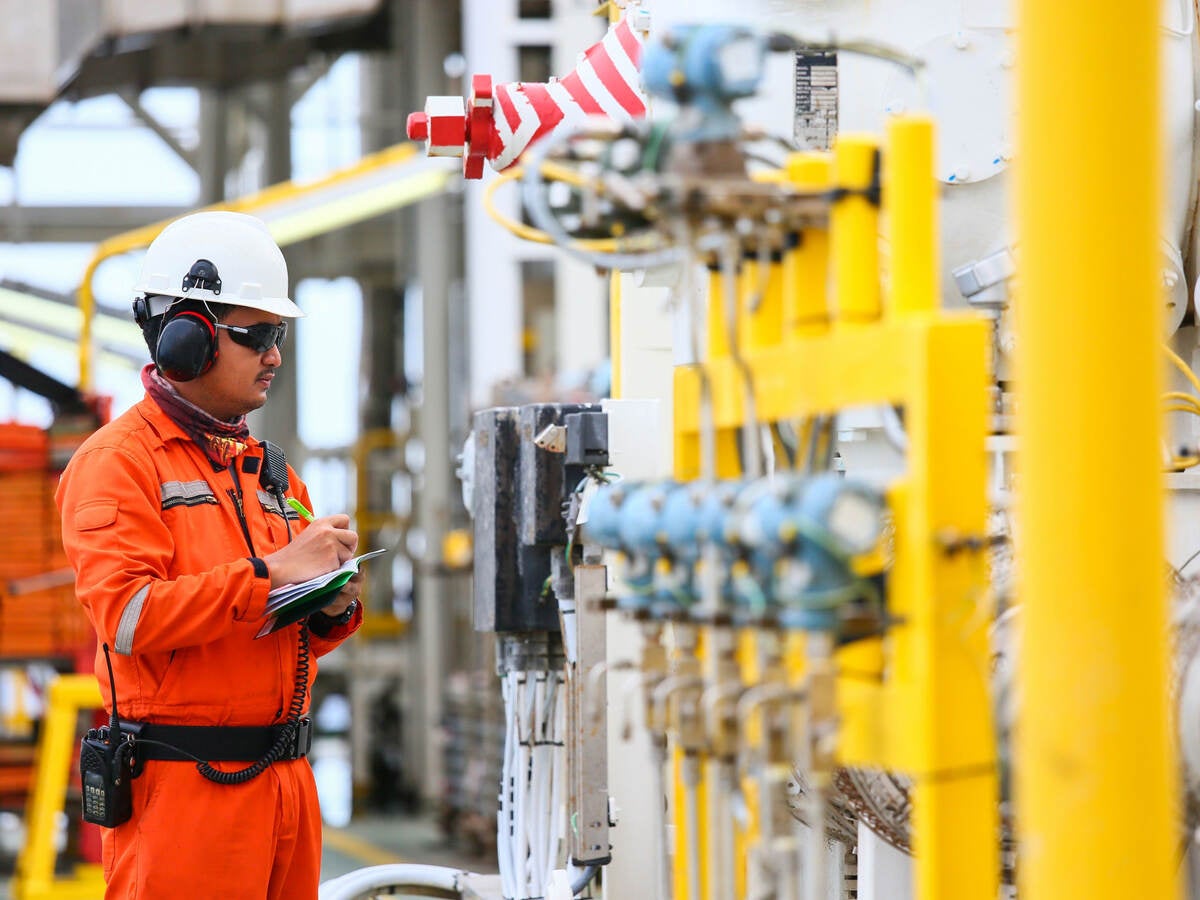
885 116 938 316
1165 343 1200 396
668 625 705 900
1014 1 1175 898
784 153 832 340
481 164 623 248
732 627 761 900
830 135 881 324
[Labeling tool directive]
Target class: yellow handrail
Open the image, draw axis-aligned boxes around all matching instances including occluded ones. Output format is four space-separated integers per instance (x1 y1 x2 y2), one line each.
77 142 445 390
13 674 105 900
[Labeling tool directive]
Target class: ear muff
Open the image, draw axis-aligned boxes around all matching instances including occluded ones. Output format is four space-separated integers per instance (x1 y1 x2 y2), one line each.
153 300 219 382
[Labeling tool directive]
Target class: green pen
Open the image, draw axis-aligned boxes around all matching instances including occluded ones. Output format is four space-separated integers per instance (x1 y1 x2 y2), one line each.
286 497 315 522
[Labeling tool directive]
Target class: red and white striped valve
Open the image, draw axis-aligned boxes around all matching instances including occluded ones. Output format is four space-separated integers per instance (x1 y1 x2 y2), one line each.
406 13 648 180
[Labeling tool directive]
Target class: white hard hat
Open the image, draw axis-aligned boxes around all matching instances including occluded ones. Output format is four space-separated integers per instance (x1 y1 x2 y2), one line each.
134 211 303 318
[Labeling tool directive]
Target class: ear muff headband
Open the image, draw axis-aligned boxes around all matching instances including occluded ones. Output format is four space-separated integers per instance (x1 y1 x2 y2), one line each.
153 301 219 382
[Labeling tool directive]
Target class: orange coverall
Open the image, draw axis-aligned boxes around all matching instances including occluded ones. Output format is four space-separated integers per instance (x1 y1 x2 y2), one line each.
56 396 362 900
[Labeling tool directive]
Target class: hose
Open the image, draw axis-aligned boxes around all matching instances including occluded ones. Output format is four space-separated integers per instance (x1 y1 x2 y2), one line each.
570 864 600 896
317 864 470 900
197 624 310 784
521 122 688 272
483 166 621 250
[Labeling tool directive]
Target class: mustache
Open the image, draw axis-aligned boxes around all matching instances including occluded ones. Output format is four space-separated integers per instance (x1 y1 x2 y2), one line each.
257 369 276 380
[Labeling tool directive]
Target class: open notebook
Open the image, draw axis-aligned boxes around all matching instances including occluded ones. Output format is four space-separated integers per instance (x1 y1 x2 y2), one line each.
255 549 388 638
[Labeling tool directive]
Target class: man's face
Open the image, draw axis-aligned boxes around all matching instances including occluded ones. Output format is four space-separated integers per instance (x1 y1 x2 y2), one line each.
174 305 284 421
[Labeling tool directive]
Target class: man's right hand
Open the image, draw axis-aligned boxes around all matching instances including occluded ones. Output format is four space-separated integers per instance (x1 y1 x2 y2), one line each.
262 514 358 588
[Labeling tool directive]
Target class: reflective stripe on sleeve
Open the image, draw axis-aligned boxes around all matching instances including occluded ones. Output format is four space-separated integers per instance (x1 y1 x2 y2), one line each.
115 585 150 655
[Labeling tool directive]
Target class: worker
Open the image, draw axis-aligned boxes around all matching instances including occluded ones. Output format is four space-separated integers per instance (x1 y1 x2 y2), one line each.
55 211 363 900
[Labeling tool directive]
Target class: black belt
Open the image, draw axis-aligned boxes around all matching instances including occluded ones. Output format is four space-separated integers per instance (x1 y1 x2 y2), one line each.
121 718 312 764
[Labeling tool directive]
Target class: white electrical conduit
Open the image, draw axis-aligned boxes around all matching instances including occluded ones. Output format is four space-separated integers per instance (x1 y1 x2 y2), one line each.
700 680 744 900
878 404 909 455
734 683 807 896
499 674 519 900
720 237 765 481
713 759 738 900
803 782 829 900
649 738 673 900
1165 0 1194 36
318 864 471 900
705 756 726 900
499 668 567 900
676 239 718 487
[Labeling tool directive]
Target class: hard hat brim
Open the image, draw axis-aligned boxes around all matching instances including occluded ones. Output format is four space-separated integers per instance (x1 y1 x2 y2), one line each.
145 291 304 319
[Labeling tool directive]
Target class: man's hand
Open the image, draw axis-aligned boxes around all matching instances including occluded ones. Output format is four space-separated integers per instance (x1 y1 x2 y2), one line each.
320 572 363 617
262 514 358 588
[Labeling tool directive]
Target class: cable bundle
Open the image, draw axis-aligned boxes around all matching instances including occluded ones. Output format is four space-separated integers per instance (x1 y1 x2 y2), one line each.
497 669 566 900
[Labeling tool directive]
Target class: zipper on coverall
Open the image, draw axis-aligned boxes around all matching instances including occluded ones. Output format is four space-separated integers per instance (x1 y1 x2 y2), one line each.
226 461 256 555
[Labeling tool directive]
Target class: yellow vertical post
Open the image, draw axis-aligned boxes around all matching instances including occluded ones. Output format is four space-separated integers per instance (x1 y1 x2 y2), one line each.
890 317 999 899
1013 2 1176 899
830 136 881 324
784 154 832 340
885 116 938 316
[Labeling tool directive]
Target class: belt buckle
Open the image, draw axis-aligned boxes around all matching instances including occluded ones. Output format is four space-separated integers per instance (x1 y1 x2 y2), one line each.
294 716 313 758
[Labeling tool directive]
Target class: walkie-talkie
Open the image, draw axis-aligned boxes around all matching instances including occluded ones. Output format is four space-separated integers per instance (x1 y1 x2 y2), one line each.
260 440 289 494
80 643 135 827
259 440 295 536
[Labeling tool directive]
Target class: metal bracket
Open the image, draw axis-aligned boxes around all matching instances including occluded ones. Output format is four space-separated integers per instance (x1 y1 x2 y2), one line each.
567 564 612 866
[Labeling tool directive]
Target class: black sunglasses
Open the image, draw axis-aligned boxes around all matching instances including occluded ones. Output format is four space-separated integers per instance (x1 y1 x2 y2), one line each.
216 321 288 353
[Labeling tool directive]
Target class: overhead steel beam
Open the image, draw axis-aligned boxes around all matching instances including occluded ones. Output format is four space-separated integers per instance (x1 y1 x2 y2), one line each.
118 89 199 171
0 205 190 243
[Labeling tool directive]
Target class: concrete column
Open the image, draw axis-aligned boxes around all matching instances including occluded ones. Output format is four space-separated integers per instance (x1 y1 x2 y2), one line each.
198 89 228 204
412 0 461 804
247 78 301 465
